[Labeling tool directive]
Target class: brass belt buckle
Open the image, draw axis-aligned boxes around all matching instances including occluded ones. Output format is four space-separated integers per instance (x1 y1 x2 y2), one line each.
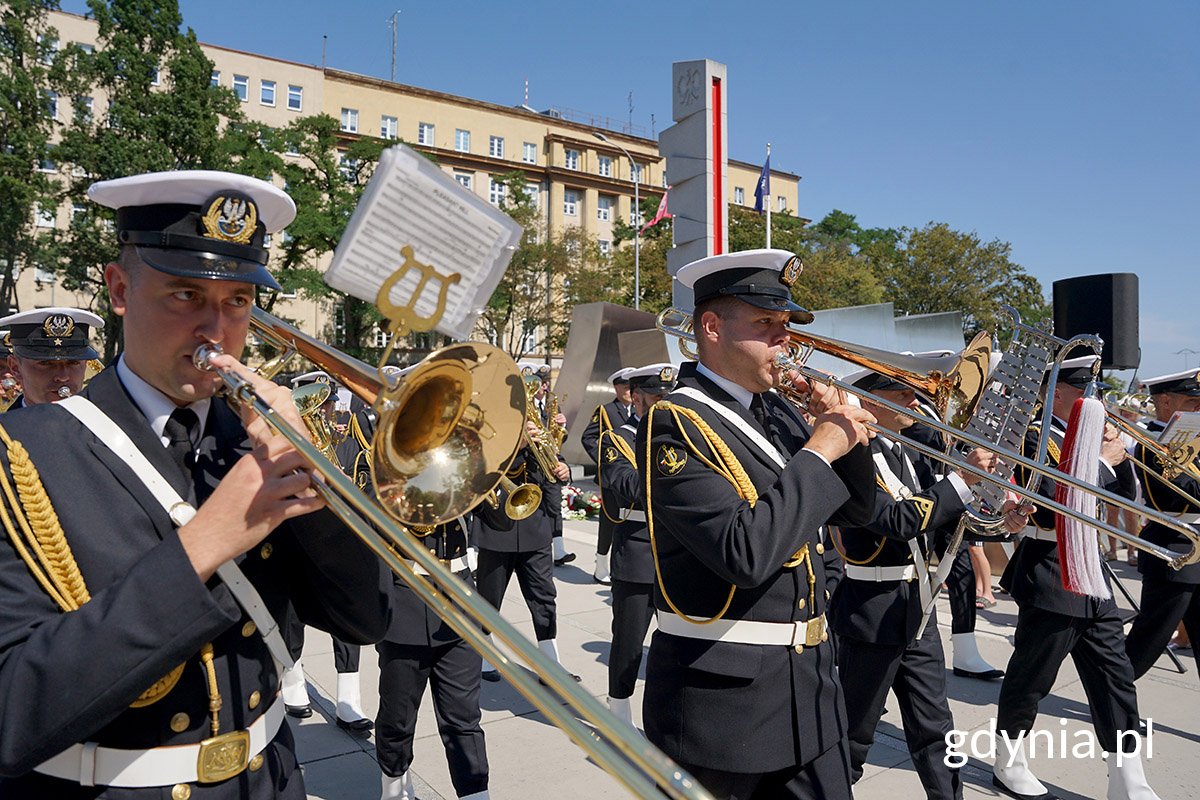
804 615 825 648
197 729 251 784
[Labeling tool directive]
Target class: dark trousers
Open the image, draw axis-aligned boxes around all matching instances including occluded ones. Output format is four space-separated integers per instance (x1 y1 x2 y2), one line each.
1125 575 1200 679
284 609 360 673
597 516 614 556
997 604 1141 753
678 738 852 800
475 547 558 640
608 580 655 698
945 545 976 634
375 639 488 796
837 612 961 800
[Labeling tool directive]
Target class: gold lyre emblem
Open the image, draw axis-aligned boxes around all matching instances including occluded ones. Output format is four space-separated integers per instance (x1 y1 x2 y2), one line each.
604 446 619 464
375 245 462 336
201 193 258 245
657 444 687 476
43 314 75 339
780 256 804 288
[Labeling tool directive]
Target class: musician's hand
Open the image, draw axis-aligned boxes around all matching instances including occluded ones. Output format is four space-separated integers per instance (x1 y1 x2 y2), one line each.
553 412 567 427
806 379 849 417
999 499 1035 534
804 405 876 462
1101 423 1128 466
207 352 314 449
957 447 999 486
553 462 571 482
179 433 325 581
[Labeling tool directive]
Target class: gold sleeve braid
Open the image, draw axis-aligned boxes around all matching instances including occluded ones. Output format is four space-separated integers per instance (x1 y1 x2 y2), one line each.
0 423 89 611
597 428 638 524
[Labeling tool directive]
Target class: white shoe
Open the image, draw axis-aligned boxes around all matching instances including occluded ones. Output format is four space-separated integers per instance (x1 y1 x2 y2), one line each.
281 661 311 717
993 733 1052 799
593 551 611 585
466 546 479 574
459 792 491 800
1107 751 1161 800
380 770 415 800
481 634 502 682
952 632 1005 681
608 695 634 726
537 639 581 682
336 672 373 732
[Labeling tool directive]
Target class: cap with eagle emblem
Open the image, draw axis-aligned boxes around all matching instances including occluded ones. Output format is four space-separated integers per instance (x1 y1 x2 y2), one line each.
87 170 296 291
674 248 814 324
626 362 677 394
1142 367 1200 397
0 307 102 361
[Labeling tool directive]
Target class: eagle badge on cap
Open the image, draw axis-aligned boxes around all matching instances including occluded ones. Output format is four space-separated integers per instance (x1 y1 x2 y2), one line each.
43 314 75 339
657 444 687 476
659 366 675 382
201 193 258 245
780 255 803 288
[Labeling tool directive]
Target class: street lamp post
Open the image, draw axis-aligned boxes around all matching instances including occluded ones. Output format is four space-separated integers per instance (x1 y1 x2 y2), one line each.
593 132 640 310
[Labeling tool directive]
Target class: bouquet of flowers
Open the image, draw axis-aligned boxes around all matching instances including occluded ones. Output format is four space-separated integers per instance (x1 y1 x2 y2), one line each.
562 485 602 520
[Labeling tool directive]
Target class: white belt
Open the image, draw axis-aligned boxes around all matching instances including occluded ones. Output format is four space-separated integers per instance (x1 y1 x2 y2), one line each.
845 564 917 582
657 610 827 648
413 555 470 576
619 509 646 523
35 697 284 787
1020 525 1057 542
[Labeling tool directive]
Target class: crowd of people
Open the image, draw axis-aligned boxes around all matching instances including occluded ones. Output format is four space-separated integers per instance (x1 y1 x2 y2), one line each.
0 169 1195 800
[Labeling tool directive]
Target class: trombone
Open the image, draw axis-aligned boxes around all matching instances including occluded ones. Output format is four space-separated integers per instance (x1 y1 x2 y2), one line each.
657 307 1200 571
231 307 709 799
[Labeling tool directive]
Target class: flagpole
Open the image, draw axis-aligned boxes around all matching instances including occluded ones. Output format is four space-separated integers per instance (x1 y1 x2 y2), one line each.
765 142 772 249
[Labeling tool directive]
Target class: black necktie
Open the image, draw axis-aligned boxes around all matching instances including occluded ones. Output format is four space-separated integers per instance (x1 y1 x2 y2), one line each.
750 394 778 447
163 407 200 478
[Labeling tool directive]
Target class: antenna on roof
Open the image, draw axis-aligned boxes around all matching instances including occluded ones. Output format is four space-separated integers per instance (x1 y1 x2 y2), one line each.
524 78 529 106
322 34 327 68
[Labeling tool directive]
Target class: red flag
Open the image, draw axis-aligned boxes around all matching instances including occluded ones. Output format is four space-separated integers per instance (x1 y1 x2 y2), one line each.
640 189 672 233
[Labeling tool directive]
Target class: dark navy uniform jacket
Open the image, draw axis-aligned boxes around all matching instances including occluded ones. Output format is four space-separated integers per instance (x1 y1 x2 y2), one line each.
1001 418 1137 618
598 422 654 585
0 367 387 797
1135 419 1200 585
830 437 968 646
580 400 634 464
472 449 558 553
638 362 875 774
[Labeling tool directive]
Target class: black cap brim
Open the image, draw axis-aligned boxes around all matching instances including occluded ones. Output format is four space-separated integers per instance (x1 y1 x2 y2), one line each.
632 380 671 393
137 246 282 291
734 293 815 324
13 344 100 361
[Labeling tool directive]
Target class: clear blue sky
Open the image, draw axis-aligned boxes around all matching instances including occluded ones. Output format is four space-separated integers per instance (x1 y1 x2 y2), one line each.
63 1 1199 381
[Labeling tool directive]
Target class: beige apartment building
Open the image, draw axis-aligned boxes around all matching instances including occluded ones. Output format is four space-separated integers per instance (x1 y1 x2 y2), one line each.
31 10 802 356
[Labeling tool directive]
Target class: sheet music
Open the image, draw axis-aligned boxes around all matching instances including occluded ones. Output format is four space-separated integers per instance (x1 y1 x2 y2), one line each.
1160 411 1200 458
325 144 524 340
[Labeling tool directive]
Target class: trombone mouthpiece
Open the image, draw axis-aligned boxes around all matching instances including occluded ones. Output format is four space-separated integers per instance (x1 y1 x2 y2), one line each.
193 343 224 372
1 378 15 390
57 386 72 398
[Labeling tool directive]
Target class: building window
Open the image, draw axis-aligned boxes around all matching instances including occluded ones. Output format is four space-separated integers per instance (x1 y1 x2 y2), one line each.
564 149 580 170
381 115 398 139
262 233 272 248
75 95 93 122
149 65 160 86
454 173 473 190
488 177 507 206
34 266 56 285
76 42 94 55
455 129 470 152
418 122 435 146
597 155 612 178
259 80 275 106
287 85 302 111
339 154 359 182
38 158 56 173
629 199 642 227
597 195 613 222
778 196 786 212
210 70 220 87
489 136 504 158
631 162 642 182
71 203 87 223
563 189 579 216
524 182 540 209
340 108 358 133
39 36 57 66
523 142 537 163
34 205 55 228
232 75 248 102
599 239 611 256
734 187 745 205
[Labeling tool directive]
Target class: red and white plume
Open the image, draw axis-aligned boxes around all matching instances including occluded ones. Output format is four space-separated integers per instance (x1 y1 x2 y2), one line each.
1054 396 1111 598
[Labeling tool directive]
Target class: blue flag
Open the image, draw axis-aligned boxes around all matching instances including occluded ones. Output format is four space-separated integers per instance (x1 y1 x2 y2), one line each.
753 155 771 214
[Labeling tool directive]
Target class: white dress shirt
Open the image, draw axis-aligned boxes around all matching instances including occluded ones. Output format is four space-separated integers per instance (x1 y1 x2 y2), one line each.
116 355 211 448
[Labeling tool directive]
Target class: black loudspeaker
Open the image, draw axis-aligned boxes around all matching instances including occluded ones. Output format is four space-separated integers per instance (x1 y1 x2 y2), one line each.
1052 273 1139 370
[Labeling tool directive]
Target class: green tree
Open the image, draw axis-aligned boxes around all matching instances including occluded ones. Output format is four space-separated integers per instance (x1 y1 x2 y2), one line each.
0 0 67 313
268 114 388 360
867 221 1049 335
47 0 244 359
